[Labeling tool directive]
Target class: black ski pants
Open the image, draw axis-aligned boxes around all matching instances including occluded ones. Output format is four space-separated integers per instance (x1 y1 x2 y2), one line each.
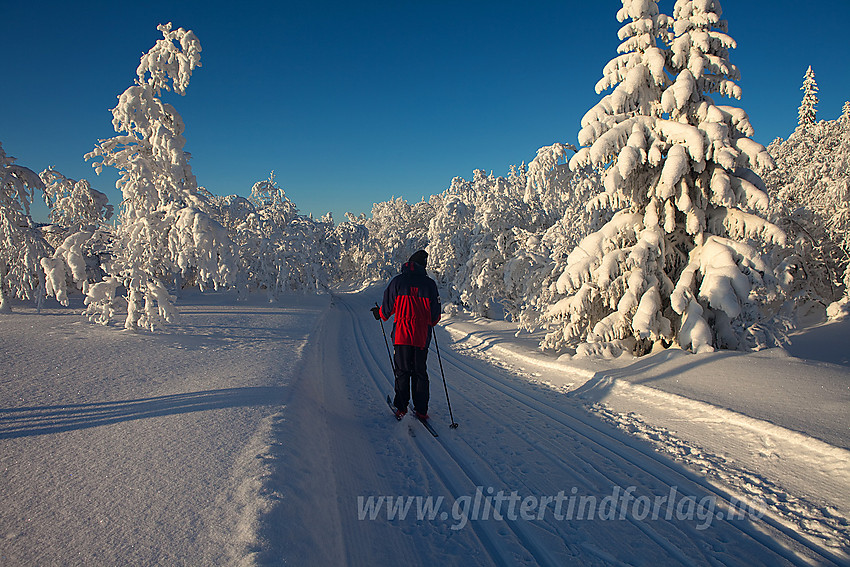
392 344 429 414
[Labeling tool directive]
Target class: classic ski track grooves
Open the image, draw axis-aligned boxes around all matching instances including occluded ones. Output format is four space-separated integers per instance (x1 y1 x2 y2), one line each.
343 296 698 566
437 341 848 566
342 298 540 566
421 367 706 566
268 298 424 565
345 297 702 566
334 292 842 566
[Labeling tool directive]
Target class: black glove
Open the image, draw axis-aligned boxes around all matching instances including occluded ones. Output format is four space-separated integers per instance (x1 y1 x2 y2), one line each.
370 306 381 320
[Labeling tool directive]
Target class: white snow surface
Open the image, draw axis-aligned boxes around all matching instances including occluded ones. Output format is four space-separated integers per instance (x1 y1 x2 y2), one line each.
1 286 848 566
0 291 328 565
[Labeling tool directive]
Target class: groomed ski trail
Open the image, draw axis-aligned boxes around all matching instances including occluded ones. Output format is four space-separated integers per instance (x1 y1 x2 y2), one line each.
255 289 846 566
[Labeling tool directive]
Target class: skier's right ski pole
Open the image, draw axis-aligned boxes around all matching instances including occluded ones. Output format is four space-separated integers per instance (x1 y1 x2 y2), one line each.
432 330 458 429
376 303 395 373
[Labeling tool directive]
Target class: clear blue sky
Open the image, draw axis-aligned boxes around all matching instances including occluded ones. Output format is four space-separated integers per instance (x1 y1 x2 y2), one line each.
3 0 848 223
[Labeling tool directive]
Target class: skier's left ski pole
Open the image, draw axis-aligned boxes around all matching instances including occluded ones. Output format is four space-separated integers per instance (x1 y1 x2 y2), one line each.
376 303 395 374
432 330 458 429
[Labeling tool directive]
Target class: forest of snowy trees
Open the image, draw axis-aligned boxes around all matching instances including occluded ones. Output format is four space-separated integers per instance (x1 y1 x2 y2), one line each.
2 1 848 356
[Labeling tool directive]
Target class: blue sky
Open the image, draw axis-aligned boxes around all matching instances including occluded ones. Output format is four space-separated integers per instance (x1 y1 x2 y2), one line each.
3 0 848 223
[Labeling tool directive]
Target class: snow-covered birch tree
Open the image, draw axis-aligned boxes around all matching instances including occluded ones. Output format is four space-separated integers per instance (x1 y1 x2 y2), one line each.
215 173 336 297
366 197 432 279
38 169 115 306
517 155 606 332
429 163 595 323
332 213 372 283
85 23 233 330
798 65 819 126
0 143 50 312
544 0 786 356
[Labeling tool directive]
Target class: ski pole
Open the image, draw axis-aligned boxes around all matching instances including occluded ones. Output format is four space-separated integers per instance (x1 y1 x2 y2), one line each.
376 303 395 373
432 330 458 429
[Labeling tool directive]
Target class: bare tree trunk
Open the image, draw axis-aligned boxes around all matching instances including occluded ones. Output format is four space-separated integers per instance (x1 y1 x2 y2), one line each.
0 259 10 313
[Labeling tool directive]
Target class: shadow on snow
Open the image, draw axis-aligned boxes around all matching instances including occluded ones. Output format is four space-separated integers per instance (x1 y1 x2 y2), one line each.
0 387 286 439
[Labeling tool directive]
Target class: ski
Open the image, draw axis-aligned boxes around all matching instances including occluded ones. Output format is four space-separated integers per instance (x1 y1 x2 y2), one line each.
415 414 439 437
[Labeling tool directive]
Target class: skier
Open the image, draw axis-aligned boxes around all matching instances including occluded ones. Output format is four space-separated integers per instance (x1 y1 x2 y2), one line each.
371 250 441 420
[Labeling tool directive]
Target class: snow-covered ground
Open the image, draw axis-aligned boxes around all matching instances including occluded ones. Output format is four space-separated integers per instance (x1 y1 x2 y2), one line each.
1 287 848 566
0 292 329 565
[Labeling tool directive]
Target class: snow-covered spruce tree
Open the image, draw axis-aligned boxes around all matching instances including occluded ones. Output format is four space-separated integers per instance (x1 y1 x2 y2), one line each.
545 0 786 356
85 23 233 329
760 107 850 318
0 142 50 312
798 65 819 127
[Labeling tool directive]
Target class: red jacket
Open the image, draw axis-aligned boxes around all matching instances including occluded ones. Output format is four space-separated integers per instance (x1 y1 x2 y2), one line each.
380 261 441 348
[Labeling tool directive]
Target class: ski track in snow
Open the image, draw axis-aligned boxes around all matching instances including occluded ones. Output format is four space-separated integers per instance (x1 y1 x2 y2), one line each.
254 290 848 566
1 289 848 566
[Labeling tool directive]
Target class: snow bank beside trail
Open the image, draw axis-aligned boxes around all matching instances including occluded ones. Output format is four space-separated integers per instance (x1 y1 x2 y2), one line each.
439 313 598 381
439 312 850 550
784 317 850 366
440 311 850 448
